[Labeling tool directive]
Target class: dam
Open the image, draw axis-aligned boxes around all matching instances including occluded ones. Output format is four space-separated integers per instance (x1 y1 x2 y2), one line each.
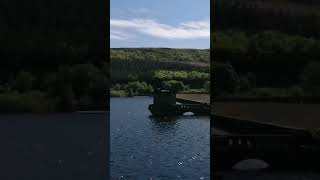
212 97 320 173
148 89 210 116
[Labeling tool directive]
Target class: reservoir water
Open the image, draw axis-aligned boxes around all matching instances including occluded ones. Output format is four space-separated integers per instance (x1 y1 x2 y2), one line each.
110 96 210 179
0 113 108 179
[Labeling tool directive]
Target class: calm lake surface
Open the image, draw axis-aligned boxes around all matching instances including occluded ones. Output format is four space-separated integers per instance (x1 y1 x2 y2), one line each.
110 96 210 179
0 113 108 180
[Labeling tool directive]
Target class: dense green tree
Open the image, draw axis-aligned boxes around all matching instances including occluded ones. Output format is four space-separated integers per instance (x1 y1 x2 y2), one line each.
204 81 210 92
163 80 185 92
56 85 76 112
214 63 240 95
13 71 34 93
301 62 320 96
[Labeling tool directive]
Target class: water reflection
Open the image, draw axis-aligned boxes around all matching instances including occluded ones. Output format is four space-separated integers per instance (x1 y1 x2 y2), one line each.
149 116 179 137
149 115 179 123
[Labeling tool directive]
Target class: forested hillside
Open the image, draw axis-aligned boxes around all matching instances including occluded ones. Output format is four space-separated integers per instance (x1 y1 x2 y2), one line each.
0 0 108 112
110 48 210 97
213 0 320 97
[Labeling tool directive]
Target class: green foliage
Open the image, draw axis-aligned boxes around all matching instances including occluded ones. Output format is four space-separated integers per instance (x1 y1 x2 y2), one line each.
0 0 109 112
212 0 320 98
250 88 288 97
204 81 210 92
287 86 305 97
213 31 249 53
214 63 240 95
78 95 94 109
13 71 34 93
111 48 209 63
110 81 154 97
214 30 320 54
239 77 251 91
111 48 209 85
70 63 100 97
110 48 210 96
301 61 320 96
128 89 134 97
0 92 49 113
153 70 209 81
41 63 109 111
55 85 76 112
110 90 127 97
153 70 210 90
162 80 186 92
181 89 207 94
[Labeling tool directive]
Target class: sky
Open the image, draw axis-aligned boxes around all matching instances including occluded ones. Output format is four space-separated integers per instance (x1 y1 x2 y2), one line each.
110 0 210 49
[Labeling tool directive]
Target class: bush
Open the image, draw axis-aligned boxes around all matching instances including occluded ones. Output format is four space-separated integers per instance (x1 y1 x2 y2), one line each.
78 95 94 109
128 88 134 97
204 81 210 92
301 61 320 96
110 90 127 97
287 86 304 97
250 88 287 97
0 92 49 113
13 71 34 93
214 63 240 95
55 85 76 112
163 80 185 92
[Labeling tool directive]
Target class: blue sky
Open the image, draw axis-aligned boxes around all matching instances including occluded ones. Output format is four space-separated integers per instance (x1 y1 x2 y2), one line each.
110 0 210 49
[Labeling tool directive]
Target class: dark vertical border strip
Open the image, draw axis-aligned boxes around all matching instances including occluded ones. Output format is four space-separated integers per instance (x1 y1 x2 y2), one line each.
210 0 215 179
104 0 110 179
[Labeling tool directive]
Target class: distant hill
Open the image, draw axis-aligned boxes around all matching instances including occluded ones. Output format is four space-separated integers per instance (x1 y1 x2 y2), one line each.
110 48 210 96
111 48 210 64
215 0 320 37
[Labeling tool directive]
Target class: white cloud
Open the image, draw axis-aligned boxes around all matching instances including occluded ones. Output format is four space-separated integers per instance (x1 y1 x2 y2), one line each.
110 18 210 40
110 30 129 40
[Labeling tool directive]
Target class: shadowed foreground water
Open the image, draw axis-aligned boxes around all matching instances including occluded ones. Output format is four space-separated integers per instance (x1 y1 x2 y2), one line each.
0 113 108 180
110 97 210 179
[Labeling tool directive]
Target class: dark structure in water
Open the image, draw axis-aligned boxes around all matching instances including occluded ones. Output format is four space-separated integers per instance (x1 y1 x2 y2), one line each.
148 89 210 116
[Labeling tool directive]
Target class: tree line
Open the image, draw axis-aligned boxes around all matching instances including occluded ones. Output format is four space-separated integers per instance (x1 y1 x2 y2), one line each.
0 63 109 113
